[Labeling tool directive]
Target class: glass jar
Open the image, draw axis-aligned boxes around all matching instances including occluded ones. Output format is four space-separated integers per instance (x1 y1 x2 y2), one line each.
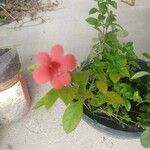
0 48 31 124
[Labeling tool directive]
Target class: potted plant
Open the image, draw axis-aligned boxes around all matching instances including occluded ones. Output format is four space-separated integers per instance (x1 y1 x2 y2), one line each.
28 0 150 148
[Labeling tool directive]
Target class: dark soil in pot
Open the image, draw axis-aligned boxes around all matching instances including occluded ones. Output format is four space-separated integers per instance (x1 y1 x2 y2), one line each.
0 48 21 83
81 59 149 133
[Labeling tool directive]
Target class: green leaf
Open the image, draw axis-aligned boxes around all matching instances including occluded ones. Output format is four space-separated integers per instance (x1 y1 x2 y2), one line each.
98 2 107 14
98 14 105 22
140 129 150 148
133 91 142 103
106 106 114 116
112 23 124 30
109 1 117 9
118 56 127 66
97 70 107 82
128 61 140 69
143 53 150 60
118 83 133 99
122 42 136 60
104 91 123 104
123 98 131 111
33 89 58 110
33 98 45 109
71 71 90 86
90 96 104 107
117 30 128 38
86 17 98 25
63 101 83 134
57 87 78 105
109 70 120 83
140 105 150 112
98 0 104 2
44 89 58 110
27 64 39 72
119 67 130 77
89 8 98 14
106 11 116 25
131 71 150 80
96 80 108 94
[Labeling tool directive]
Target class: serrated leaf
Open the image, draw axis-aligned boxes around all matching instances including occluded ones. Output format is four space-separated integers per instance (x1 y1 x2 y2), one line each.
63 101 83 134
86 17 98 25
71 71 90 86
96 80 108 94
117 30 128 38
89 8 98 14
90 96 104 107
140 129 150 148
109 71 120 83
120 67 130 77
27 64 39 72
57 87 78 105
104 91 123 104
33 89 58 110
131 71 150 80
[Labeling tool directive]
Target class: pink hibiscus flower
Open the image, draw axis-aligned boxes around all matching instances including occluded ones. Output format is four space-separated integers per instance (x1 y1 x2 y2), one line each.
33 44 77 89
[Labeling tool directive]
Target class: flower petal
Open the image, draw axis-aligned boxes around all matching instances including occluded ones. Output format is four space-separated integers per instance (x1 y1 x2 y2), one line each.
33 66 53 84
61 54 77 71
36 52 51 66
50 44 64 61
51 72 71 89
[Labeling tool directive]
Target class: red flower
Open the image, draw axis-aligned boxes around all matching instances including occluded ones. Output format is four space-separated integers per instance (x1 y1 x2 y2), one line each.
33 45 77 89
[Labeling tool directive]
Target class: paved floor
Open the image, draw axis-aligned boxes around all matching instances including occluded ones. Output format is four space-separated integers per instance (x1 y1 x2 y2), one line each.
0 0 150 150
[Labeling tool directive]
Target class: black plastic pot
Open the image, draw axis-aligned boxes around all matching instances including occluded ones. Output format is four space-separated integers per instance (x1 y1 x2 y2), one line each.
80 59 149 138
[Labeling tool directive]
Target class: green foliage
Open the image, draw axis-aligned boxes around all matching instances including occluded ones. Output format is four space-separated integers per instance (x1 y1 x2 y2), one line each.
143 52 150 60
84 2 150 149
32 1 150 148
123 98 131 112
33 89 58 110
117 30 128 38
140 129 150 148
90 96 104 107
27 64 39 72
104 91 123 104
62 101 83 134
89 8 98 14
98 2 107 14
71 71 90 85
132 91 142 103
86 17 98 26
131 71 150 80
96 80 108 94
57 87 79 105
109 70 120 83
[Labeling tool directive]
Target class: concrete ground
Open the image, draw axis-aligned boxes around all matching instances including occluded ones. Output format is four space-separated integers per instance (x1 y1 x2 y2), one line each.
0 0 150 149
